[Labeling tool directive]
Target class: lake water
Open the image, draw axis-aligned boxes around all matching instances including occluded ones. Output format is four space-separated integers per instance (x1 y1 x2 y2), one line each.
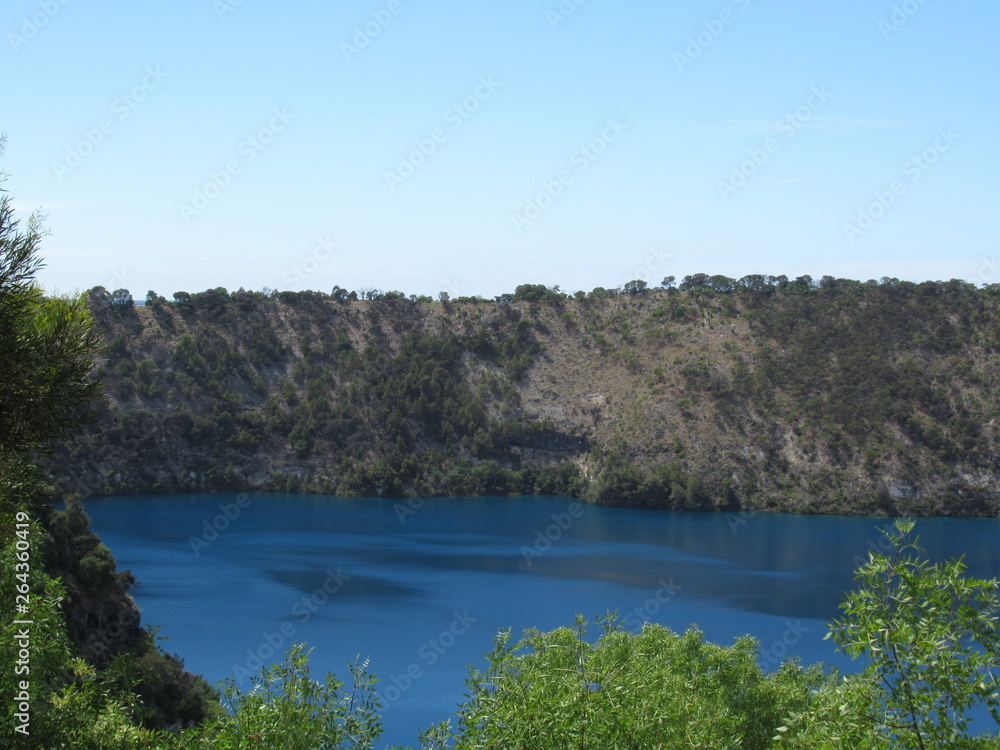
84 493 1000 748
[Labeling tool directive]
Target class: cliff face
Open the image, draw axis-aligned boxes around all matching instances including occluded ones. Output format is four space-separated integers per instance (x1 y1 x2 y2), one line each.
50 281 1000 516
39 500 219 729
40 502 142 666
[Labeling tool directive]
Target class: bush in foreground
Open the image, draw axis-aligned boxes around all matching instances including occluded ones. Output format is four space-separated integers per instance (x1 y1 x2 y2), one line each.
4 520 1000 748
421 615 821 749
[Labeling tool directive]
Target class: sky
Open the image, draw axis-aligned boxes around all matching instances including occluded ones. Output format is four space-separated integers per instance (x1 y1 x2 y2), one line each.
4 0 999 299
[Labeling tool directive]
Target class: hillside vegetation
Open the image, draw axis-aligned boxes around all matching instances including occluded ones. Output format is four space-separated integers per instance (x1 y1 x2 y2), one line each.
0 174 221 747
52 275 1000 516
6 147 997 747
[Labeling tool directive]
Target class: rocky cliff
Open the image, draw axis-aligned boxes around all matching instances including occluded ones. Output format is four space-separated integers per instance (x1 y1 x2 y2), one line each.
50 278 1000 516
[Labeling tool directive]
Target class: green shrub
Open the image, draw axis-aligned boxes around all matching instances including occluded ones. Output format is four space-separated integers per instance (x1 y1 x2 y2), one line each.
426 614 819 750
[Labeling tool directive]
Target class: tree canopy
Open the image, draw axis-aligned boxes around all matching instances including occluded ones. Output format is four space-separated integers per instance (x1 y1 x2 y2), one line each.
0 148 101 498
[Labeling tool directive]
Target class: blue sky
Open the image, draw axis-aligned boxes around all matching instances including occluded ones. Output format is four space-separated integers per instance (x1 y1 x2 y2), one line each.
4 0 999 298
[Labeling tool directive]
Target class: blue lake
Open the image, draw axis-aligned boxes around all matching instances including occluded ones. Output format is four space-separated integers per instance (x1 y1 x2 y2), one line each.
84 493 1000 748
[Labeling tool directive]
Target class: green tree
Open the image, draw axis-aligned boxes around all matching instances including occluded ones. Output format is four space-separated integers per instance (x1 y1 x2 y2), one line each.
425 614 817 750
827 519 1000 748
1 150 104 546
0 140 163 748
0 195 102 510
778 519 1000 748
622 279 648 296
169 644 384 750
110 288 134 309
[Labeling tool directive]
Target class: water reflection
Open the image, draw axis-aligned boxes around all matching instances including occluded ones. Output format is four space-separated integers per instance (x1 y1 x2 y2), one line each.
84 493 1000 749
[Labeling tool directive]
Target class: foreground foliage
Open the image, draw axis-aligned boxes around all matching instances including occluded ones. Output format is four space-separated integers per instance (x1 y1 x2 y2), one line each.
421 525 1000 749
104 523 1000 749
9 520 999 748
782 519 1000 749
4 139 1000 746
422 615 820 750
1 145 219 747
161 644 383 750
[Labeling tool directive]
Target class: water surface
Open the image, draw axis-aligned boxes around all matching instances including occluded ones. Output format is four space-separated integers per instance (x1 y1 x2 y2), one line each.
85 493 1000 748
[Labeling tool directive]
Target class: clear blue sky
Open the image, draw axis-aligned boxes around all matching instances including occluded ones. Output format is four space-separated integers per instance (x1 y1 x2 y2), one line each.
5 0 999 298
